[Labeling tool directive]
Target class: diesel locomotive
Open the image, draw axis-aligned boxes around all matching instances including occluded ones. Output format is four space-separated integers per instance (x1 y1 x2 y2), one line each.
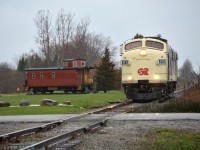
121 36 178 100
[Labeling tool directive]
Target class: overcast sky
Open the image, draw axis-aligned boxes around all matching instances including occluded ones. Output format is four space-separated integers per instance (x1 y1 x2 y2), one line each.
0 0 200 70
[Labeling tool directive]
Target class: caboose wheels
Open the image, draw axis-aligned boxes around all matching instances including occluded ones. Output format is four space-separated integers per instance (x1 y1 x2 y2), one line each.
49 90 54 94
32 88 37 94
64 89 68 94
72 90 77 94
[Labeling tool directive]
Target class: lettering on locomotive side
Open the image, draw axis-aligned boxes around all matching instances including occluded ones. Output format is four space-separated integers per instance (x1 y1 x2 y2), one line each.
157 59 167 65
138 68 149 75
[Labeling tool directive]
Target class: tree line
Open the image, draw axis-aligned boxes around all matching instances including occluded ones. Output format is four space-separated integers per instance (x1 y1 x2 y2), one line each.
0 62 23 93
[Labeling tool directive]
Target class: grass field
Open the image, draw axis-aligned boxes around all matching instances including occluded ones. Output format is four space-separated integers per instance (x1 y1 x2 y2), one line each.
0 91 126 115
146 128 200 150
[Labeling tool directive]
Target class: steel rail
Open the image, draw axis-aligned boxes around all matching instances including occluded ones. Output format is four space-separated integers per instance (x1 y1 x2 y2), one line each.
0 100 131 143
19 101 133 150
0 120 62 142
20 120 107 150
91 99 133 114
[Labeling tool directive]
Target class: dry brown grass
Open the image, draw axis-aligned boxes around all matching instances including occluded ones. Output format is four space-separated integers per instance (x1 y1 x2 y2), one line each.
181 86 200 103
132 84 200 113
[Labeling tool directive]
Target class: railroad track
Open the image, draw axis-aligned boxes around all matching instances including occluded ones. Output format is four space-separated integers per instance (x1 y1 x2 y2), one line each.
0 87 188 150
157 86 189 103
0 100 134 150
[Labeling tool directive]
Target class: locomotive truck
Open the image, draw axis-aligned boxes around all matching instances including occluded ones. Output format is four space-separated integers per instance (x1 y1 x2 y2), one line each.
121 36 178 100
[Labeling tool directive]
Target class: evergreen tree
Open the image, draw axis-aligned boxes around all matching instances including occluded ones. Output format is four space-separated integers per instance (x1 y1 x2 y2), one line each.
179 59 195 81
134 33 143 39
17 56 27 71
114 67 122 90
95 47 115 93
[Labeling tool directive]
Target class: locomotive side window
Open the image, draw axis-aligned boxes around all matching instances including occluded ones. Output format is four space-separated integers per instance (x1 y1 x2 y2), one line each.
32 73 36 79
52 72 56 79
40 72 44 79
125 41 142 51
145 40 164 50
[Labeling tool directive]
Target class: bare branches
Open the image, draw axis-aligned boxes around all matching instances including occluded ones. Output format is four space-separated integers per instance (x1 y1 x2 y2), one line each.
34 10 53 66
20 9 117 68
55 10 74 45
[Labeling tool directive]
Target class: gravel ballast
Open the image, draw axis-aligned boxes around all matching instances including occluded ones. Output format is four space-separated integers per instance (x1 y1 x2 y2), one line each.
76 120 200 150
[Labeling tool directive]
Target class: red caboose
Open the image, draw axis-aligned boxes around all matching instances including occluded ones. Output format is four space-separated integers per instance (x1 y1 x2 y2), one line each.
23 59 94 94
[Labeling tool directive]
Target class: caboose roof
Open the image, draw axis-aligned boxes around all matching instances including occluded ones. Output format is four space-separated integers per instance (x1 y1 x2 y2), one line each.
63 58 86 62
23 66 94 71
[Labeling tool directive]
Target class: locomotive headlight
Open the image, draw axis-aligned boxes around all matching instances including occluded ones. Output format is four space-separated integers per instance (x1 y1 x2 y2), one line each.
154 74 159 80
128 75 133 80
139 50 147 56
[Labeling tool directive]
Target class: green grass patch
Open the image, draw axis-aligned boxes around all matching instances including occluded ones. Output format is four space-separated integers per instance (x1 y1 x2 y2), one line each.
0 91 125 115
146 128 200 150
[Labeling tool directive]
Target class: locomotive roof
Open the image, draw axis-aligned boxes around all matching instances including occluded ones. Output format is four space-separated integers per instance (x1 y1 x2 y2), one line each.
23 66 94 71
144 37 168 43
123 36 168 45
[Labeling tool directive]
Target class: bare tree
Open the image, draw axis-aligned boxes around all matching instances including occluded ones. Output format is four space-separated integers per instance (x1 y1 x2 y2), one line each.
34 10 53 66
54 10 75 65
32 9 117 67
71 18 90 59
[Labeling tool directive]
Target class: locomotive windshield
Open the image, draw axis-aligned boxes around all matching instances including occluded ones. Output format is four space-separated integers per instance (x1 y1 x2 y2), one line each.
145 40 164 50
125 41 142 51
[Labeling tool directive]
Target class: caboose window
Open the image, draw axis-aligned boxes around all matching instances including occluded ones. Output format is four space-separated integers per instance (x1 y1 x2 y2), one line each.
52 72 56 78
81 61 85 67
40 72 44 79
125 41 142 51
32 73 36 79
73 61 77 67
145 40 164 50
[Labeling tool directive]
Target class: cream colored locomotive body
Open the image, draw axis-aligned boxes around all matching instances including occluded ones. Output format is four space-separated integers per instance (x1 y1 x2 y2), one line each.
121 37 178 100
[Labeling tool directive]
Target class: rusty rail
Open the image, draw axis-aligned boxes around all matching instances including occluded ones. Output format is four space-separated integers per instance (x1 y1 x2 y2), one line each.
0 100 131 144
20 120 107 150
